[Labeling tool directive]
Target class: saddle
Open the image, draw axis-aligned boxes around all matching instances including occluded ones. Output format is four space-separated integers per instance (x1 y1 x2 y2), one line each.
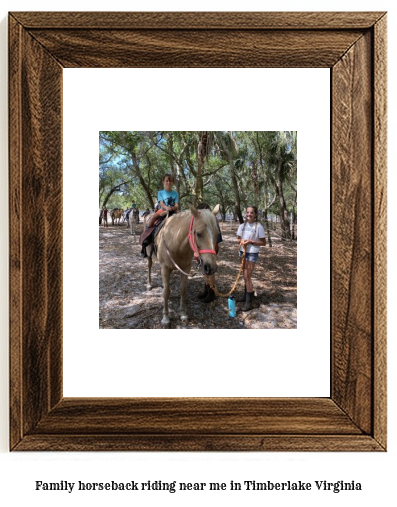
139 226 156 246
139 213 170 258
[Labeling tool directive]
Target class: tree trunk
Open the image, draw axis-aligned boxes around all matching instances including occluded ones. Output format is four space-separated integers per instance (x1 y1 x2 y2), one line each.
194 131 207 205
252 159 259 208
291 209 297 240
276 156 291 239
131 152 155 208
167 135 180 197
263 209 273 247
220 138 243 223
231 166 243 223
101 181 128 209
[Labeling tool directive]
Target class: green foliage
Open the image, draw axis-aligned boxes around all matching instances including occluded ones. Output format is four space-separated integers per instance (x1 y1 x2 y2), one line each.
99 131 297 217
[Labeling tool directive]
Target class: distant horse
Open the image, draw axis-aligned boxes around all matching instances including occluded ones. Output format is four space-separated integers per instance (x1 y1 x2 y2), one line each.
146 203 219 325
100 208 108 227
111 209 123 226
128 208 140 236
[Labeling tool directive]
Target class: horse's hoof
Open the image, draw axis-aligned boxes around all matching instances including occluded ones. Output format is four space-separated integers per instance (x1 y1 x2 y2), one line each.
146 284 153 290
180 314 188 323
161 316 170 326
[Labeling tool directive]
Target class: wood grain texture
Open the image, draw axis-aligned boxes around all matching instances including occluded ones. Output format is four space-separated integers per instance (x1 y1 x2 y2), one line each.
332 32 373 434
9 15 64 448
9 15 23 450
28 29 363 68
373 14 387 450
31 398 362 435
9 11 387 452
11 11 385 29
14 435 382 452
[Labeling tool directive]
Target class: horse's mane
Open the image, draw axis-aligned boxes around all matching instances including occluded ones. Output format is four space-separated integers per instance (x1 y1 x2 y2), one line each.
198 209 216 227
176 208 216 226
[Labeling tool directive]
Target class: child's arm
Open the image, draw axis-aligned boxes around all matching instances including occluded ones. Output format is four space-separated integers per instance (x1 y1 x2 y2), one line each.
159 200 171 212
172 192 179 211
246 237 266 247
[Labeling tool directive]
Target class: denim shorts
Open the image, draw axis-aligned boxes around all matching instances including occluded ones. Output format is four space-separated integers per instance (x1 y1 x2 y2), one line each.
240 251 259 262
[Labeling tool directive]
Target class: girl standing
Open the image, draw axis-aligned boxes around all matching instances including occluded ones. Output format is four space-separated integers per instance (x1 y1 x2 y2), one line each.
236 206 266 311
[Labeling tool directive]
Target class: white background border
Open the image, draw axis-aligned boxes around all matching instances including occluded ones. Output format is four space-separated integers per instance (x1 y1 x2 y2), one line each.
63 68 330 397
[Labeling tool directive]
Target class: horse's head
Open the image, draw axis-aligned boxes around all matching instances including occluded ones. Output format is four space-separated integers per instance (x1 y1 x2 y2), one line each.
188 203 220 276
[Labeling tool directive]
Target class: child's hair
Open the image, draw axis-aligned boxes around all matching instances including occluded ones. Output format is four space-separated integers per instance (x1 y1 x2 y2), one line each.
197 202 210 210
242 205 259 233
162 173 174 183
246 205 258 221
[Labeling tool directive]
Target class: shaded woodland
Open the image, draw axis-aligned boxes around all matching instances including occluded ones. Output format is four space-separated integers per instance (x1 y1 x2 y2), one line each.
99 131 297 329
99 131 297 239
99 222 297 329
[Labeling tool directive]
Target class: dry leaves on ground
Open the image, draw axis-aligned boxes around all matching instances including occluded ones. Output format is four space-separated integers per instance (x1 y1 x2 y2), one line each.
99 222 297 329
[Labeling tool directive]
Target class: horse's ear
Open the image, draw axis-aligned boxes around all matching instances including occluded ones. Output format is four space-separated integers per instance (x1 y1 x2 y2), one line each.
212 204 220 215
188 202 200 218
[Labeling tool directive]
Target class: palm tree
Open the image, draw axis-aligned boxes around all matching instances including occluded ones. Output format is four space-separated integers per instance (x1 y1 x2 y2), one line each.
263 131 297 239
215 131 244 223
193 132 243 223
195 131 210 205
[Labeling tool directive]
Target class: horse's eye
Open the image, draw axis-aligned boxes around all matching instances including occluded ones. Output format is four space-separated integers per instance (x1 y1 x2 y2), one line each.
196 232 202 238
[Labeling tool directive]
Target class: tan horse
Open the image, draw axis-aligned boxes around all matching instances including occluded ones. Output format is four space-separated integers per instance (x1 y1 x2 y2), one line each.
111 209 123 225
147 203 219 325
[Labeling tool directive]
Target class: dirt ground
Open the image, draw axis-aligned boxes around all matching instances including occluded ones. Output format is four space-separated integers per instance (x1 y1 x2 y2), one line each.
99 220 297 329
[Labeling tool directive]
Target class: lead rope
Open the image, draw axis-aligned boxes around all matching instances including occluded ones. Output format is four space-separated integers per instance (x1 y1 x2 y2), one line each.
162 214 215 278
162 236 193 277
206 243 246 298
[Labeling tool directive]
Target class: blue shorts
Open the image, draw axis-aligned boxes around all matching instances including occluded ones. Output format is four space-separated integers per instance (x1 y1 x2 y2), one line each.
240 251 259 263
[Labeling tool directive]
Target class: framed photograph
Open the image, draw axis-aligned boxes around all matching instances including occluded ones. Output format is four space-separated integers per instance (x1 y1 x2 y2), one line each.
9 11 387 451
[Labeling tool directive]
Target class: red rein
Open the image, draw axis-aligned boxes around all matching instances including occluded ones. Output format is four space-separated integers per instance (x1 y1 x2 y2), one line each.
188 215 216 259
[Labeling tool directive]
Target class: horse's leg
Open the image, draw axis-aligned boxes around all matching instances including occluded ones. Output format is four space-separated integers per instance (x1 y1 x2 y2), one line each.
147 256 153 289
179 273 189 322
161 265 171 326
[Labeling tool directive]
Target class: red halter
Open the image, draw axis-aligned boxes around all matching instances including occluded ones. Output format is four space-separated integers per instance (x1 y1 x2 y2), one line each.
188 215 216 259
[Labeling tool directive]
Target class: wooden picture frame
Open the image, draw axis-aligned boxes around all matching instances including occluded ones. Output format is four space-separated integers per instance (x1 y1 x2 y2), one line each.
9 11 387 451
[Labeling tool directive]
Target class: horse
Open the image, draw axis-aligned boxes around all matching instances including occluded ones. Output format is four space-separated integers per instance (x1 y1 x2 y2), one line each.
146 203 220 325
127 208 140 236
100 208 108 227
111 208 123 226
